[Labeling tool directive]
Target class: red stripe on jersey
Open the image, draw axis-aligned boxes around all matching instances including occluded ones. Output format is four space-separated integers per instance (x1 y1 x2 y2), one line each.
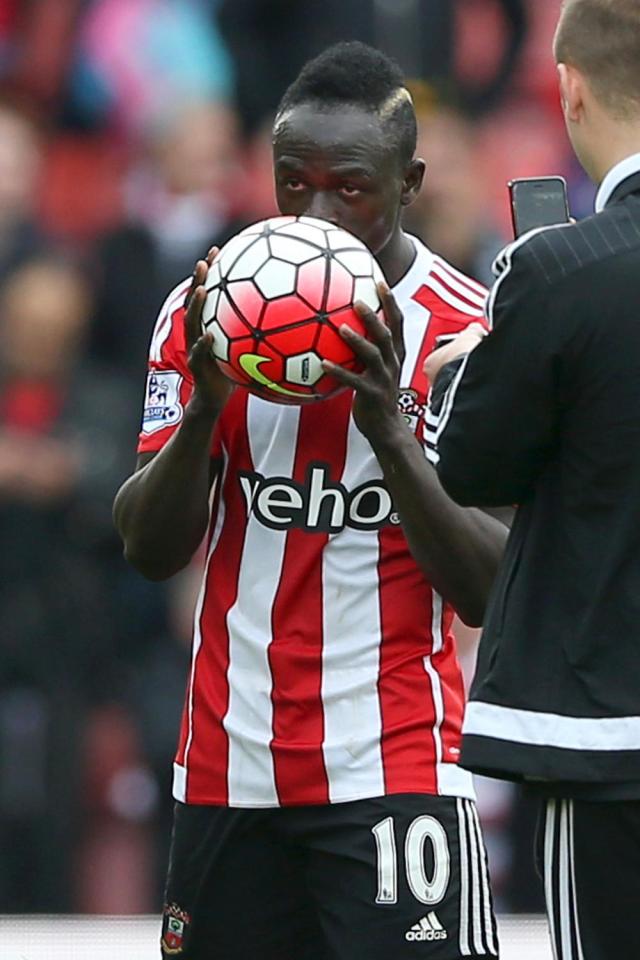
174 472 225 770
411 284 489 393
434 608 467 767
182 391 253 803
423 280 480 316
268 392 353 805
376 269 483 788
377 525 438 794
408 285 457 391
429 269 486 320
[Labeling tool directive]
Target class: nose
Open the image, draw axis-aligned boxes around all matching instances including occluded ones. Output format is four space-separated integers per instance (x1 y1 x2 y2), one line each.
305 192 340 225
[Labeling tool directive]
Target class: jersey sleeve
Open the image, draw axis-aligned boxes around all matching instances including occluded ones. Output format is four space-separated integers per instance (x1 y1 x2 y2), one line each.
137 278 193 454
137 279 223 459
421 256 489 349
408 257 489 458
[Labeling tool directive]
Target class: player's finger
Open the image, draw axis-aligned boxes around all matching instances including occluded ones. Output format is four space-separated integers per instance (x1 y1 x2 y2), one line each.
188 331 214 368
321 359 363 391
184 259 209 310
339 322 386 375
378 283 405 367
184 285 207 352
206 246 219 266
353 302 397 370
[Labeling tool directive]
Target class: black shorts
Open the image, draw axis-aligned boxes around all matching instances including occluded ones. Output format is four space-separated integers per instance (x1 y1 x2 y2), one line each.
161 793 498 960
538 797 640 960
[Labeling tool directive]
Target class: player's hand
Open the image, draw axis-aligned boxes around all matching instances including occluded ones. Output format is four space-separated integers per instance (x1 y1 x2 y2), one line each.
423 323 487 384
322 282 406 440
184 247 233 418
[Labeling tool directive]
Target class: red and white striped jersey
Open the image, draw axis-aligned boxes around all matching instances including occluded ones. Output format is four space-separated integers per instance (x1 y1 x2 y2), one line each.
138 235 488 807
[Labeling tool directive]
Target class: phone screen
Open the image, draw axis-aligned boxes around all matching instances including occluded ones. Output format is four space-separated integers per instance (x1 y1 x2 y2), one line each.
509 177 570 238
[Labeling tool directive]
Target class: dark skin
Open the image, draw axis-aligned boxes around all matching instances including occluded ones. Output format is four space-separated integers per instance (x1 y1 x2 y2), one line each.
113 102 508 624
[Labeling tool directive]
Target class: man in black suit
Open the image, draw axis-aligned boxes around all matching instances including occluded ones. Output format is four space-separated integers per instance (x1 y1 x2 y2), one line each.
425 2 640 958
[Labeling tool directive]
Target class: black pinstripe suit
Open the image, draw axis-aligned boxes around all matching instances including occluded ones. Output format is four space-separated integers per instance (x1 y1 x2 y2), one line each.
430 168 640 959
432 169 640 786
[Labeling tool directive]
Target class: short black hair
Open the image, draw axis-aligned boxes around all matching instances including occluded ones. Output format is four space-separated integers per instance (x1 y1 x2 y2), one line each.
276 42 417 166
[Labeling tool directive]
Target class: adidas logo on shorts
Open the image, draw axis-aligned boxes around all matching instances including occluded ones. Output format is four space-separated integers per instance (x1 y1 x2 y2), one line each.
405 912 448 942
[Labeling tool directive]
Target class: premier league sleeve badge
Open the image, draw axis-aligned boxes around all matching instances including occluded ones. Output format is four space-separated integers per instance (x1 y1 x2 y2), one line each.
142 370 183 435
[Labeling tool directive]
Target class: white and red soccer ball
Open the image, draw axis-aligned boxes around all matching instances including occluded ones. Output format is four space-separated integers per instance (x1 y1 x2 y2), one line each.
201 216 385 404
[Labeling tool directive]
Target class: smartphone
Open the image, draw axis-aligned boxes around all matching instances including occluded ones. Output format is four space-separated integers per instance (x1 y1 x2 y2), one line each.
508 176 570 238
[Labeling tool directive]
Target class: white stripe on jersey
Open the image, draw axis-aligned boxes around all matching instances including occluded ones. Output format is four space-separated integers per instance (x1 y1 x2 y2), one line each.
424 592 474 799
433 256 488 296
400 293 432 384
435 762 475 798
431 589 444 655
423 275 485 318
223 397 301 806
150 278 191 362
321 418 385 803
431 260 488 309
173 762 186 800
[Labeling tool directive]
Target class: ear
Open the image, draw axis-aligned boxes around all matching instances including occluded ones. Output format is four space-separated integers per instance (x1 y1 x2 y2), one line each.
401 158 426 207
557 63 584 123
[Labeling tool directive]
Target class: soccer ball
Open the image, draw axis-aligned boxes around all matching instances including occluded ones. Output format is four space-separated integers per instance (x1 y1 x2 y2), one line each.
201 216 385 404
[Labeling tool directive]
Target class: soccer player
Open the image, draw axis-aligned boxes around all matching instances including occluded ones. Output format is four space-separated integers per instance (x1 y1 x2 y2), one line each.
114 42 507 960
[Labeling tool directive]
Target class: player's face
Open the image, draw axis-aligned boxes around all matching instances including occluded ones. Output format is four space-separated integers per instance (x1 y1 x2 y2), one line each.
273 103 409 257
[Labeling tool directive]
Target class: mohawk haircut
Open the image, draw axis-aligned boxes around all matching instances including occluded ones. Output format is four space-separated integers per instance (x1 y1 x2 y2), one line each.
276 42 417 167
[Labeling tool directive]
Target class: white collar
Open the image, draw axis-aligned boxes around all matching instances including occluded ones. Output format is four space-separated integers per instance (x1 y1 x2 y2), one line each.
391 234 434 303
595 152 640 212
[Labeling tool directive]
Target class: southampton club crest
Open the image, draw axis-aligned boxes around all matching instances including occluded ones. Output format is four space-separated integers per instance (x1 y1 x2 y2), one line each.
161 902 192 955
397 388 425 433
142 370 183 435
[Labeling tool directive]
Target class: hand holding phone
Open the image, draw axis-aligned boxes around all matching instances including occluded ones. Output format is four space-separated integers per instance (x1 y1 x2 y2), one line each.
509 176 571 238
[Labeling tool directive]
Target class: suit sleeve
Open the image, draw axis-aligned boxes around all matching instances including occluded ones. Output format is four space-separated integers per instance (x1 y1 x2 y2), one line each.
430 241 560 507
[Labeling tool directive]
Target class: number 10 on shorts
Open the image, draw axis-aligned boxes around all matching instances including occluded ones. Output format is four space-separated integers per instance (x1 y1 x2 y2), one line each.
372 815 451 905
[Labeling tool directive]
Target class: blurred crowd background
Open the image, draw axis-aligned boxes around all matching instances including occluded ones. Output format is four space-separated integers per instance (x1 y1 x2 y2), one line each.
0 0 594 916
